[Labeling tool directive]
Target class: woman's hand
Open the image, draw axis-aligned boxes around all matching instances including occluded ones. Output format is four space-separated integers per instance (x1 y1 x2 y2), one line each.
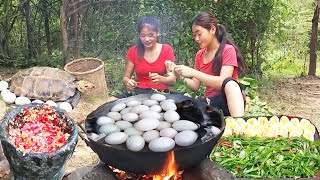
165 60 176 72
174 65 195 78
149 72 161 84
125 79 137 91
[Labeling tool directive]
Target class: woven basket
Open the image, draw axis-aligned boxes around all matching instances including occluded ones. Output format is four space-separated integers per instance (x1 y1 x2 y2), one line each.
64 58 108 100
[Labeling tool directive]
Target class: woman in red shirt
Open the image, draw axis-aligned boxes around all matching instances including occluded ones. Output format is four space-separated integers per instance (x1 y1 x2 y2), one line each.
117 15 176 98
173 12 245 117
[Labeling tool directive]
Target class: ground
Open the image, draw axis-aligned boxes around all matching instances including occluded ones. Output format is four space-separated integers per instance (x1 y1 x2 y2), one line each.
0 68 319 179
259 75 320 129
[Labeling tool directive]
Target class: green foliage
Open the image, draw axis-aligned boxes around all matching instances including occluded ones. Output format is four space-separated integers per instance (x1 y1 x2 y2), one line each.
239 77 276 116
170 78 205 99
239 77 259 99
104 58 126 96
261 0 315 77
215 0 274 75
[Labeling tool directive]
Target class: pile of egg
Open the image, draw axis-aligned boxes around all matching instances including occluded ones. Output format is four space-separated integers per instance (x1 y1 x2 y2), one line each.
89 94 222 152
224 116 316 141
0 80 73 112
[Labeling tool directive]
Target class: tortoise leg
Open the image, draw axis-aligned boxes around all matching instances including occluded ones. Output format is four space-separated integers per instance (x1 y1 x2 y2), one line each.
66 90 81 108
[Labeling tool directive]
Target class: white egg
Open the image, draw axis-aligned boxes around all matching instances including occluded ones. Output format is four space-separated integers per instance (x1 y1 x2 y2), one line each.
160 99 175 105
269 116 280 124
175 130 198 147
143 130 160 143
222 128 232 137
32 99 44 104
279 116 290 126
161 101 177 111
126 135 145 151
15 96 31 106
290 118 300 127
143 99 159 106
115 121 133 130
111 103 126 112
156 121 172 131
130 105 149 114
105 132 128 145
235 118 246 127
149 137 175 152
1 89 11 96
134 118 160 131
0 81 9 91
124 127 143 136
172 120 199 131
257 117 268 125
45 100 57 107
59 102 73 112
210 126 222 136
3 92 16 104
126 100 142 107
149 104 162 113
96 116 115 126
99 124 121 135
303 131 315 141
139 111 161 120
107 111 122 121
120 107 132 114
246 118 258 126
300 118 311 126
163 110 180 123
304 123 316 135
89 133 100 140
122 112 139 122
150 94 166 101
160 128 178 138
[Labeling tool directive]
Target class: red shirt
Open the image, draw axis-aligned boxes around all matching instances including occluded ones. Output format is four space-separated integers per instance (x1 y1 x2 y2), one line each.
126 44 175 90
194 44 238 98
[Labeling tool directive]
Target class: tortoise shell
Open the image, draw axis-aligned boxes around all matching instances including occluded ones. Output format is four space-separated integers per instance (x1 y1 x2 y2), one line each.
9 67 76 101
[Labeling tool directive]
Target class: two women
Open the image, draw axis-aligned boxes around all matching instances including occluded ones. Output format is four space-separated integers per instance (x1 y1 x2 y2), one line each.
119 13 245 117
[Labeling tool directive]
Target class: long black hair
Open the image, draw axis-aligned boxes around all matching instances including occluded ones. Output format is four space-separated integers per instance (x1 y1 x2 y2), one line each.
192 12 245 74
136 15 160 61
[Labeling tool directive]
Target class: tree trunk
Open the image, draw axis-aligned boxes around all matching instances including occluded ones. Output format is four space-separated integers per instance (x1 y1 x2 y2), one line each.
70 0 80 59
22 0 36 59
61 0 70 65
309 2 319 76
40 0 52 54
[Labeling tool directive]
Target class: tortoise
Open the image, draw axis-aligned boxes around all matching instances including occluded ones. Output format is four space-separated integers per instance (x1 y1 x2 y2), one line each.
9 67 95 106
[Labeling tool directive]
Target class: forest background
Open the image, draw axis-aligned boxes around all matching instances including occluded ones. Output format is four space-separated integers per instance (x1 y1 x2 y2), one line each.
0 0 319 117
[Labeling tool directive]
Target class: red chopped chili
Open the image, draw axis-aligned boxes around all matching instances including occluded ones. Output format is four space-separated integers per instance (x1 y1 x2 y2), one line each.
7 105 71 154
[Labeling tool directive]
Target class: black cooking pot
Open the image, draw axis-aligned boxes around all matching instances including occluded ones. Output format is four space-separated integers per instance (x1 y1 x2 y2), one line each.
83 93 225 174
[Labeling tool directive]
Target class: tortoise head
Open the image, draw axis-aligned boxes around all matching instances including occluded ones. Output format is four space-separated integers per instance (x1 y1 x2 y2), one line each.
75 80 95 92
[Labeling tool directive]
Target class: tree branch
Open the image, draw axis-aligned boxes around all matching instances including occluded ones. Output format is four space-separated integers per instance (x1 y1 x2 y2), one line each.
67 0 118 17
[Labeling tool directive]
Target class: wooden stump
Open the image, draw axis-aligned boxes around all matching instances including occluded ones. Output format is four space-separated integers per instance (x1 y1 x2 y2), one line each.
64 58 108 101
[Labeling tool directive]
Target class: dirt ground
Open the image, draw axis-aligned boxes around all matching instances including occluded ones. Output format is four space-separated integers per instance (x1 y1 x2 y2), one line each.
259 76 320 130
0 68 319 179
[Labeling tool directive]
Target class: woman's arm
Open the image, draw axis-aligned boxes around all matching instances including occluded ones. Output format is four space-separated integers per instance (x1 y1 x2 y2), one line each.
148 72 176 86
174 65 228 90
123 60 137 91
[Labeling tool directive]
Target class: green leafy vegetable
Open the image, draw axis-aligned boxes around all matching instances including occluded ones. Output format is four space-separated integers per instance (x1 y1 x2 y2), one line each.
211 135 320 178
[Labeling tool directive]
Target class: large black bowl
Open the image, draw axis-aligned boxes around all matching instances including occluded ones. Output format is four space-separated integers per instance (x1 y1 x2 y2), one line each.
0 104 78 179
83 93 225 174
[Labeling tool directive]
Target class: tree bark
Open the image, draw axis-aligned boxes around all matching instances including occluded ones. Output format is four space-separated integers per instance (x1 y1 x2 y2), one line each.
70 0 80 59
40 0 52 54
309 2 319 76
22 0 36 59
60 0 70 65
